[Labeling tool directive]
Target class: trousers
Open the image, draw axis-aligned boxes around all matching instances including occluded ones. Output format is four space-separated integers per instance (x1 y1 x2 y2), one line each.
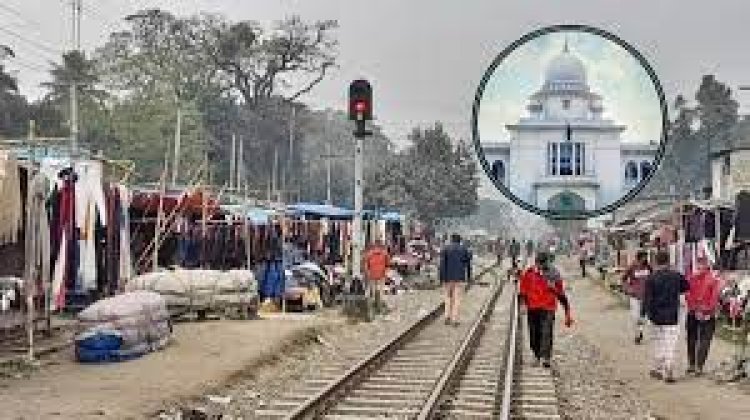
629 297 644 338
651 324 680 373
686 313 716 370
527 309 555 360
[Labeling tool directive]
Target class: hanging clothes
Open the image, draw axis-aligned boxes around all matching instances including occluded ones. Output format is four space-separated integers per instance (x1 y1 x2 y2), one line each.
51 168 77 310
118 185 132 289
74 161 107 291
24 172 50 308
734 191 750 241
0 152 22 246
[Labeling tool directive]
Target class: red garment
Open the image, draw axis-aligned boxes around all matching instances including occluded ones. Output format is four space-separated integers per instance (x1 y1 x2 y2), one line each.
364 247 390 281
621 263 652 299
686 269 722 317
520 266 564 311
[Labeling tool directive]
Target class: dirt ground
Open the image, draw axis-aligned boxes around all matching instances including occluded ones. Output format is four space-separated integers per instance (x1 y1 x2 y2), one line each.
0 315 332 419
559 260 750 420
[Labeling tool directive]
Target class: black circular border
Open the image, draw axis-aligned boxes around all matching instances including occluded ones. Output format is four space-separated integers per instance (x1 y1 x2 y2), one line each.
471 24 669 220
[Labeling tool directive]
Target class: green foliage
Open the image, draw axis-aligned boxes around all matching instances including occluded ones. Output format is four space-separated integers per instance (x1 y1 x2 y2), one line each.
643 75 740 198
366 123 479 225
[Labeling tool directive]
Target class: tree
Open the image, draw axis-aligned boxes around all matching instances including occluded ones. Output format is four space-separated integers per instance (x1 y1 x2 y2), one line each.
0 46 30 138
367 123 479 226
206 15 338 108
96 9 220 103
42 51 106 108
641 76 739 199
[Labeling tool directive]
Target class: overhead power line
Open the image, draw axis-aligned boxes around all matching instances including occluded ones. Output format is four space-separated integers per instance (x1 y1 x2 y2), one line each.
0 26 61 57
0 4 37 26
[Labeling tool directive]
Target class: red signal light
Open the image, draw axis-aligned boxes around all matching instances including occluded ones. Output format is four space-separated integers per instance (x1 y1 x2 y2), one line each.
354 101 367 113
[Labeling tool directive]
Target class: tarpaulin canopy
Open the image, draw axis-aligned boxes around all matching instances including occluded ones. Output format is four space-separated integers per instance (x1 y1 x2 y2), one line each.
220 205 277 225
286 203 354 219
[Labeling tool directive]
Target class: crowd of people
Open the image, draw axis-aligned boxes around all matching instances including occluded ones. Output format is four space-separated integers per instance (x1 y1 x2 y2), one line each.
491 235 728 383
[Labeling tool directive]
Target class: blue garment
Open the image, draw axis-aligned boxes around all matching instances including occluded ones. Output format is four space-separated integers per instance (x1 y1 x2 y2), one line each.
260 260 284 300
439 243 472 283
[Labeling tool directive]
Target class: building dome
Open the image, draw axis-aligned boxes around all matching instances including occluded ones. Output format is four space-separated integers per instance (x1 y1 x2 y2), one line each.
544 42 586 86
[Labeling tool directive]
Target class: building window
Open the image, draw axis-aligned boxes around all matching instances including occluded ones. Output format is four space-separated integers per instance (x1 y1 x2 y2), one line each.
723 155 731 176
491 160 505 184
559 143 573 176
625 161 638 183
548 143 558 175
562 99 571 110
640 161 652 180
574 143 585 175
548 142 585 176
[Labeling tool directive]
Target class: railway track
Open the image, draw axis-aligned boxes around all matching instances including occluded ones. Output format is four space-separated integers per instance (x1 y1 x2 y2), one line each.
255 263 563 419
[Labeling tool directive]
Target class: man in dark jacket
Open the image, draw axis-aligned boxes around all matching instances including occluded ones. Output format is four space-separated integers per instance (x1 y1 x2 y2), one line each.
439 233 472 326
641 250 689 383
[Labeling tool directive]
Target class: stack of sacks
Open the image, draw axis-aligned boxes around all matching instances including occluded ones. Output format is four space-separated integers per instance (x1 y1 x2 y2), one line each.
126 269 258 314
75 291 171 362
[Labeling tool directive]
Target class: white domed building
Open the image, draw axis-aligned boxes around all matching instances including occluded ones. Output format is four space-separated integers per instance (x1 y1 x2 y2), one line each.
482 42 658 213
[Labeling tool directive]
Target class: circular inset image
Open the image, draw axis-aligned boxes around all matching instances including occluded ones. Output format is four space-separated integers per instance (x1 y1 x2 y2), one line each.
472 25 668 220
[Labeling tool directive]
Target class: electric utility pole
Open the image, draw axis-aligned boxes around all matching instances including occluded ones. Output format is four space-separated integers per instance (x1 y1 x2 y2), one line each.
69 0 81 155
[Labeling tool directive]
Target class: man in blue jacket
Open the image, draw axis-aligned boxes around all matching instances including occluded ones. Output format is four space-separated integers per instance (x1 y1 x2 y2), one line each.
439 233 472 326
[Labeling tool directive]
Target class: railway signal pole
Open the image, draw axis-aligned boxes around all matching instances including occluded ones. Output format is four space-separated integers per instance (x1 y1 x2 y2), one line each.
349 79 373 293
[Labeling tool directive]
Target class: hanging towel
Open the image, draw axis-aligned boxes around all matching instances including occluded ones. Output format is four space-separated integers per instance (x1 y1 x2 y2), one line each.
0 152 22 246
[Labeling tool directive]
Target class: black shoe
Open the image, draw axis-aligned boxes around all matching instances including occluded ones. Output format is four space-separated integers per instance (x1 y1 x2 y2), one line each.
649 369 663 380
444 318 452 325
635 332 643 345
664 370 675 383
542 359 551 368
452 321 460 327
695 367 704 377
686 366 696 376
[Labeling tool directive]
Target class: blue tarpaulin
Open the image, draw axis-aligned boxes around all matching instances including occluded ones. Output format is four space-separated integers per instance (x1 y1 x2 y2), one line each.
220 205 276 225
286 203 354 219
286 203 404 222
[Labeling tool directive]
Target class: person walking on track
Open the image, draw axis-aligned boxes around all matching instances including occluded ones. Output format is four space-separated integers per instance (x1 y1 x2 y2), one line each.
685 254 722 376
364 239 390 307
519 251 573 368
439 233 472 326
621 250 652 344
525 239 535 263
509 238 521 271
641 250 689 383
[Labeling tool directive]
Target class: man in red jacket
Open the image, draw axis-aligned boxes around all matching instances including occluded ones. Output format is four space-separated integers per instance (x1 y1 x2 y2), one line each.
685 254 722 376
519 252 574 368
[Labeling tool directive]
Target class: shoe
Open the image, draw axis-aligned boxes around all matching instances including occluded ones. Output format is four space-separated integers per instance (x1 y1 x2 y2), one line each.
686 366 696 376
542 359 551 368
452 321 460 327
695 368 704 377
635 332 643 345
664 370 675 383
445 318 451 325
649 369 663 380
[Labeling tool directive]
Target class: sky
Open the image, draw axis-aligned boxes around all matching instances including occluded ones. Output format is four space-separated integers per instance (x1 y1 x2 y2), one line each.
2 0 750 148
477 31 662 144
2 0 750 205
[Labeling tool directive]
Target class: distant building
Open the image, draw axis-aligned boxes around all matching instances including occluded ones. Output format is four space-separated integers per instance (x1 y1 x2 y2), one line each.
710 119 750 202
482 42 657 212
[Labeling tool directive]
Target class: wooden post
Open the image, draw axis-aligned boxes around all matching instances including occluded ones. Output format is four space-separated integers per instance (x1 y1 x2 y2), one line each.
154 170 166 272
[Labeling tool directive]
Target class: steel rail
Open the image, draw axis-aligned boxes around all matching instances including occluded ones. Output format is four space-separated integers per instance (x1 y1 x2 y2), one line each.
416 277 503 419
499 280 520 419
285 263 498 420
